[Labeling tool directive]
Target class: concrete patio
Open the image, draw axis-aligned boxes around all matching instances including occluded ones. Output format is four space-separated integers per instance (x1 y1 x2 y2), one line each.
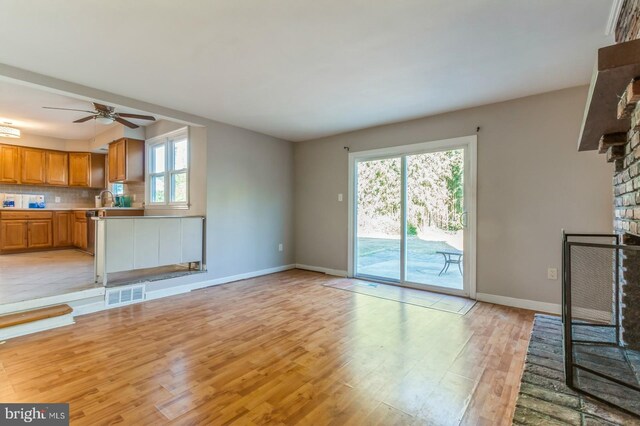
356 236 463 290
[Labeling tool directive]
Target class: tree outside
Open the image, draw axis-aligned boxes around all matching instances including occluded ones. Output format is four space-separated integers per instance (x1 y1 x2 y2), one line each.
356 150 464 288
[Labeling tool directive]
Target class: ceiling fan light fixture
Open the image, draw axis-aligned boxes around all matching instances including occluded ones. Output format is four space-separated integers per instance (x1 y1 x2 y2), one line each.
96 116 114 125
0 125 20 138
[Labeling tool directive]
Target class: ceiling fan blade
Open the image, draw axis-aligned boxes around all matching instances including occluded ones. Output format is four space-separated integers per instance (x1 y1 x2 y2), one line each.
93 102 113 112
115 117 139 129
43 106 95 113
73 115 95 123
117 113 156 121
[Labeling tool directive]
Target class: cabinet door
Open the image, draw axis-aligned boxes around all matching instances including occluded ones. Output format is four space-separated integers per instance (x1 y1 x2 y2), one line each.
27 220 53 248
69 153 90 187
89 153 106 189
0 220 27 250
46 151 69 185
53 212 73 247
21 148 46 185
0 144 20 184
73 218 87 250
108 140 126 182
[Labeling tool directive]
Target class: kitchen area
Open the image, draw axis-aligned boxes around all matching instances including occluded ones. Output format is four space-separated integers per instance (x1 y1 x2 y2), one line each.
0 80 205 309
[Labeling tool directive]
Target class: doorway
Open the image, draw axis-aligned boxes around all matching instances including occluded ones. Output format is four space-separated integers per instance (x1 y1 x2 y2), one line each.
348 135 477 298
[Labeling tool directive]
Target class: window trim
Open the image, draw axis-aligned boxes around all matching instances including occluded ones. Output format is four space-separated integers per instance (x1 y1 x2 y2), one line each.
145 127 190 209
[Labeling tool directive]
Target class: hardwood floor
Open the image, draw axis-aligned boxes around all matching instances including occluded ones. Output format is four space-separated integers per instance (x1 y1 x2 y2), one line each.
0 269 534 425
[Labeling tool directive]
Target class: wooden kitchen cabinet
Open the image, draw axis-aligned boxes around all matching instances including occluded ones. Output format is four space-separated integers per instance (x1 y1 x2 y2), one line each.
45 151 69 186
20 148 46 185
73 211 88 250
108 138 144 183
0 211 54 253
0 220 27 251
0 144 20 184
27 220 53 249
53 211 73 247
69 152 106 188
0 144 106 188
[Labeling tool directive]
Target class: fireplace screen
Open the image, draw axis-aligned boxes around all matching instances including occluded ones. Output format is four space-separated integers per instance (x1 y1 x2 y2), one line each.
563 233 640 417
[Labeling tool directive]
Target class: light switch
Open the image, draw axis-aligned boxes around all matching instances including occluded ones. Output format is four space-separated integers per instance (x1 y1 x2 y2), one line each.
54 196 61 203
278 243 283 252
547 268 558 280
338 193 343 202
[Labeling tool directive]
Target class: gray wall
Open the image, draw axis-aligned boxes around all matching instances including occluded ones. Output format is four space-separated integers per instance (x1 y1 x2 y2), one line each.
294 86 613 304
206 122 295 278
145 119 295 278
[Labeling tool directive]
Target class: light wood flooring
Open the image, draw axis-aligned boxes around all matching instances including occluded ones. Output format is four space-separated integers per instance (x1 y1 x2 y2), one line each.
0 269 535 425
0 249 98 305
324 279 476 314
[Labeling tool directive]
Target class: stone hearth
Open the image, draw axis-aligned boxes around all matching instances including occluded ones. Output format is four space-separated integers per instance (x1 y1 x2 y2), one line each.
513 315 640 425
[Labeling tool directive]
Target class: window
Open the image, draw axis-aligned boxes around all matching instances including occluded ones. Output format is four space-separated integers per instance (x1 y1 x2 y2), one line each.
146 128 189 208
111 183 124 196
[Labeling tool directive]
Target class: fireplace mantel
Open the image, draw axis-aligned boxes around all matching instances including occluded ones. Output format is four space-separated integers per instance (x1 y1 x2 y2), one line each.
578 38 640 151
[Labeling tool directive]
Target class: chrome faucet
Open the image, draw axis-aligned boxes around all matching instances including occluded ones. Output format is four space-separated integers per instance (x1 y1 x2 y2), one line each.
98 190 115 208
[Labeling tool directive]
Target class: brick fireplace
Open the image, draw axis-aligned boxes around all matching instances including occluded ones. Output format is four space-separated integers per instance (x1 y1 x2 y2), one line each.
607 0 640 351
557 2 640 417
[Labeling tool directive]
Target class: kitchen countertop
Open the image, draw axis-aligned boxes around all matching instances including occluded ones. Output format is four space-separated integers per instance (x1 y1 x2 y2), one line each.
92 215 204 220
0 207 144 211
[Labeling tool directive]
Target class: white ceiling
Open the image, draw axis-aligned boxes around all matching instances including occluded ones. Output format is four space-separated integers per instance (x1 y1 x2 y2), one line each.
0 1 614 142
0 80 111 140
0 80 159 140
0 80 156 140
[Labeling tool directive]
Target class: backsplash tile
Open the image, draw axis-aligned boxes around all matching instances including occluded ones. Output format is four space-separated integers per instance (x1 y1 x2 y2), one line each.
112 181 145 207
0 184 101 209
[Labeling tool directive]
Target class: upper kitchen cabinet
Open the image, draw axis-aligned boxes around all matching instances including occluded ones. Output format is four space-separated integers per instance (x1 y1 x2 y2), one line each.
108 138 144 183
20 148 46 185
0 144 20 184
45 150 68 186
69 152 106 188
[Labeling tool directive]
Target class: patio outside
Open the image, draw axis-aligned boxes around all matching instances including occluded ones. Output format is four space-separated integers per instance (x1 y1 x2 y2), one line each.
356 150 464 290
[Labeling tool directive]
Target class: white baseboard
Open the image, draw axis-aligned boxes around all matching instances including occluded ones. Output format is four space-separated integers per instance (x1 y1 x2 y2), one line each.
145 264 297 301
476 293 561 315
196 264 297 288
0 314 75 340
67 296 107 317
0 287 105 316
295 264 348 277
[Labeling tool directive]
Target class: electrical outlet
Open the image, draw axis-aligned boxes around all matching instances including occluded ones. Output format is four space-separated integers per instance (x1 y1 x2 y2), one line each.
81 190 89 198
338 193 343 202
54 196 61 203
132 194 136 201
278 243 283 252
547 268 558 280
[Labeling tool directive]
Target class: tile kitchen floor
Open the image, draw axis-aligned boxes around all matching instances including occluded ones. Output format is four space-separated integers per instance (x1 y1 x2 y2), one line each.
0 249 98 305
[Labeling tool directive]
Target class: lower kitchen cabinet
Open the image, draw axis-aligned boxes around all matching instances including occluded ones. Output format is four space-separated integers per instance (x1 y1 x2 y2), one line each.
53 211 73 247
0 220 28 251
27 220 53 248
0 211 54 252
73 212 87 250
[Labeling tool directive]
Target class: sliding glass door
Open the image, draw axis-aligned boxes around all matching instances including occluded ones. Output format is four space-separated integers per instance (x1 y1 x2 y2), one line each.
356 157 402 281
351 137 475 297
405 149 464 291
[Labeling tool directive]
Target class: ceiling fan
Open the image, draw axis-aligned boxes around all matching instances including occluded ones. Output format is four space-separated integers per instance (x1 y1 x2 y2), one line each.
42 102 155 129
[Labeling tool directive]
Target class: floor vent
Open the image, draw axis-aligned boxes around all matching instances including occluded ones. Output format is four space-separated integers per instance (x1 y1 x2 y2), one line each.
105 284 146 307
